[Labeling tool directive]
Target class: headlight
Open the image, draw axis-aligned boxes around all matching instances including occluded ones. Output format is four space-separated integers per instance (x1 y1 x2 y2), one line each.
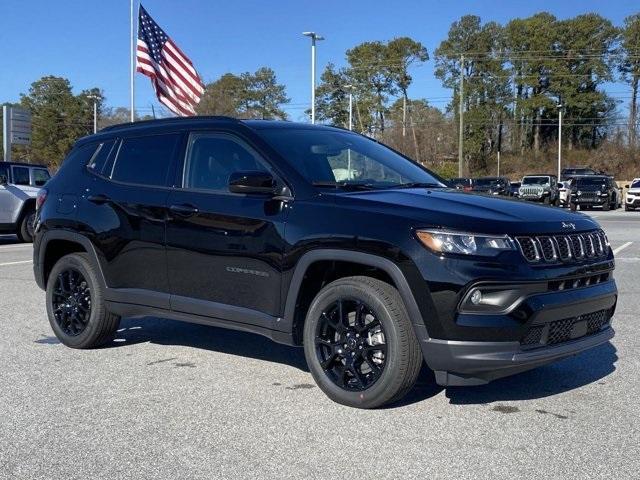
416 230 515 257
596 190 601 196
577 190 582 196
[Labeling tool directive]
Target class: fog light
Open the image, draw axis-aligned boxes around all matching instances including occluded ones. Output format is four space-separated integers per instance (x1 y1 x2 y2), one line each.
470 289 483 305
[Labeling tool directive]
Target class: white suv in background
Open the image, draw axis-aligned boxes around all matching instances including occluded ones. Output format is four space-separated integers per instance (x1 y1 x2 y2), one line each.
626 178 640 211
0 162 51 242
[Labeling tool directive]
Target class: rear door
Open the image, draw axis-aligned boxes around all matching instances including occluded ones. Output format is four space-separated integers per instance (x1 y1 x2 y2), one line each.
165 131 289 324
81 132 182 306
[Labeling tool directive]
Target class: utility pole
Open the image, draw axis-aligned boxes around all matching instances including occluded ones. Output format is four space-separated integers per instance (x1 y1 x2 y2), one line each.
497 121 503 176
557 103 563 180
2 106 10 162
130 0 135 122
346 86 354 131
402 96 407 137
87 94 101 133
302 32 324 124
458 55 464 177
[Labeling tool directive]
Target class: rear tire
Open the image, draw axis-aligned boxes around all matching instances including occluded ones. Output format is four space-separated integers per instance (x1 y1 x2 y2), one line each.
46 253 120 349
303 276 422 409
16 211 35 243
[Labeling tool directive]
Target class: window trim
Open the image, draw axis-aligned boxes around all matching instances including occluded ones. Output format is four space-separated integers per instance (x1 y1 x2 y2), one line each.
106 132 183 189
178 130 292 197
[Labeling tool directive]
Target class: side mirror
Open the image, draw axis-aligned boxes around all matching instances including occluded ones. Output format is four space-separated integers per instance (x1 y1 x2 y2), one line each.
625 184 630 189
0 175 7 185
228 171 277 195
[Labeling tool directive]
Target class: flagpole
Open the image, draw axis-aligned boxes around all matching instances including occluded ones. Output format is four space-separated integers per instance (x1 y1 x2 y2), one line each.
130 0 135 122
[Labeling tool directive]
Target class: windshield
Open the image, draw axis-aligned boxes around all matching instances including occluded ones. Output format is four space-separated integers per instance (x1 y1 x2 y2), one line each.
257 128 445 189
474 178 499 186
522 177 550 185
576 177 607 187
564 168 596 176
631 180 640 189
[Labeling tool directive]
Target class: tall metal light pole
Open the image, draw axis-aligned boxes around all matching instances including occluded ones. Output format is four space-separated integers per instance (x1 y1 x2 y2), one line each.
557 103 563 180
302 32 324 124
87 95 101 133
345 84 354 131
130 0 135 122
458 55 465 177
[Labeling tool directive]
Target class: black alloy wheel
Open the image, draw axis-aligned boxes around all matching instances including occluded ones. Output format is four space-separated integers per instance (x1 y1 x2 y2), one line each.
315 298 387 391
51 268 92 336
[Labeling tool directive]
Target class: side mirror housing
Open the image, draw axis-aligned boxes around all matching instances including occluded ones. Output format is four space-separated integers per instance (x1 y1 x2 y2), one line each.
228 171 277 195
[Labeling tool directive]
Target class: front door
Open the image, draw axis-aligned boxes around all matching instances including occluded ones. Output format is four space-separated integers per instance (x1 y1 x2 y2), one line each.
165 132 289 326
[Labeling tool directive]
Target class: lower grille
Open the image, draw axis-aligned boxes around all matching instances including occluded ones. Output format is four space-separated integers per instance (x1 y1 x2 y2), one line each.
520 309 612 347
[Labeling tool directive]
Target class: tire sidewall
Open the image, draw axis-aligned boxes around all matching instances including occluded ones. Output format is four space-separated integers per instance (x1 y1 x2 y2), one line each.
303 280 407 408
46 254 107 348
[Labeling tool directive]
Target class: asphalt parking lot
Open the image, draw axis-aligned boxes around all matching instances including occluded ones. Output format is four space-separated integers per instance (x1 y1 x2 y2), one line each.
1 210 638 480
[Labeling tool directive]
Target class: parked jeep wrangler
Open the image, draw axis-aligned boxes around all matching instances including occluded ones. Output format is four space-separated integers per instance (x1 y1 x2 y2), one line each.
0 161 51 242
33 118 617 408
518 174 560 205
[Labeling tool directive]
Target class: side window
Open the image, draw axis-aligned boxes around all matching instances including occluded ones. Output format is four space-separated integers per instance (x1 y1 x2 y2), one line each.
111 134 180 186
0 164 8 183
87 140 116 175
183 133 268 191
32 168 51 187
57 143 100 175
12 167 30 186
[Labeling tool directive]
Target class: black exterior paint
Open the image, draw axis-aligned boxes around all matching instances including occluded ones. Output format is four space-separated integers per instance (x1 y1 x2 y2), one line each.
33 117 617 383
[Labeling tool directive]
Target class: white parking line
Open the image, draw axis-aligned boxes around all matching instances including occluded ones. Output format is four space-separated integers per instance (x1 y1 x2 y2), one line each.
0 260 32 267
613 242 633 255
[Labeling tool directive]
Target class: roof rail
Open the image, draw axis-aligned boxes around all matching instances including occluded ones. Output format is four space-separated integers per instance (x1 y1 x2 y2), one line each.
99 116 240 133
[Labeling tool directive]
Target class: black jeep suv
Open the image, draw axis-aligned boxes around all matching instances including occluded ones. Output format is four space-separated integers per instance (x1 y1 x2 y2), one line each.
33 117 617 408
570 175 618 211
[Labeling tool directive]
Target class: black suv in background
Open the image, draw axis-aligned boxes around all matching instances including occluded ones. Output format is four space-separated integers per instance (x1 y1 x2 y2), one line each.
471 176 512 196
570 175 619 211
33 118 617 408
561 166 597 182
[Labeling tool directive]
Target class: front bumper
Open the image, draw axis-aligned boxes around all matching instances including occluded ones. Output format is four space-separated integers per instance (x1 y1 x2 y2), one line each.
416 279 617 386
626 196 640 207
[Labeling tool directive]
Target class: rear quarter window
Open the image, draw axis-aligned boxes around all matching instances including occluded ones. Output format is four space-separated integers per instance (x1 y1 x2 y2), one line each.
111 134 180 186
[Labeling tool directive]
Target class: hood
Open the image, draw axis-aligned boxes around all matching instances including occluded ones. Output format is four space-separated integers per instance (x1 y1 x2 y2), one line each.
333 188 599 235
2 184 40 198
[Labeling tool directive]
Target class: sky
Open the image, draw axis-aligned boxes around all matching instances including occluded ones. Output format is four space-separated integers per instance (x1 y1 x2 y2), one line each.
1 0 640 121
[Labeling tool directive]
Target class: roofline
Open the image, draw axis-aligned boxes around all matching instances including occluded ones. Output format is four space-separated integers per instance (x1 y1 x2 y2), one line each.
0 161 48 168
99 115 241 133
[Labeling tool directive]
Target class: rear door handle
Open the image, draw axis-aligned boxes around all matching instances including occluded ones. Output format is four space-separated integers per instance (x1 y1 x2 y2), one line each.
87 194 111 205
169 203 199 217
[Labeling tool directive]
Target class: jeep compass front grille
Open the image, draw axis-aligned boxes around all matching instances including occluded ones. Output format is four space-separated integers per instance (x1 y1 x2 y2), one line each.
515 230 608 264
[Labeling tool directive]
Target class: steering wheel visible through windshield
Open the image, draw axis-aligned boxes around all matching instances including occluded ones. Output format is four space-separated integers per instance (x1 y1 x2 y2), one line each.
257 127 446 190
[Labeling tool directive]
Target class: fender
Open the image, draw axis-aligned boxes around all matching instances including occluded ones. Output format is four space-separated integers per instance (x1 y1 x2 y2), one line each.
35 229 107 291
282 249 431 340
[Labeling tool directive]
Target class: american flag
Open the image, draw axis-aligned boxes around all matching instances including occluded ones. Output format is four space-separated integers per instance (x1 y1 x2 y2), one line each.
136 5 204 116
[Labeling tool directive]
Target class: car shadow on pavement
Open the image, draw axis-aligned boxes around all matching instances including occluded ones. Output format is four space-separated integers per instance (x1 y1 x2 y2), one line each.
390 342 617 408
110 316 309 372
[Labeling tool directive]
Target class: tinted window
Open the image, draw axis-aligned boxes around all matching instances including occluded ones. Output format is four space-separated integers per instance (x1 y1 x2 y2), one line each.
258 128 444 188
12 166 30 185
183 134 268 191
0 164 8 182
87 140 116 174
58 143 100 175
32 168 50 186
111 134 180 186
576 177 607 187
522 177 550 185
631 180 640 188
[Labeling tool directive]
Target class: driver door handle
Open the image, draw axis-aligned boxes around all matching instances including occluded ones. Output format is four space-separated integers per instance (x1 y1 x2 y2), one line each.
169 203 199 217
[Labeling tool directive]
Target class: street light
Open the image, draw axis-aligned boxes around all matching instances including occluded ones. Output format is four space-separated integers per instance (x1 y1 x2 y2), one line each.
344 84 354 131
557 103 563 180
302 31 324 124
87 94 102 134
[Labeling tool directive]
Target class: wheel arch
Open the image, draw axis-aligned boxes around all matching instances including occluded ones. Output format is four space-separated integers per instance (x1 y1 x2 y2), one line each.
36 230 107 290
283 249 427 345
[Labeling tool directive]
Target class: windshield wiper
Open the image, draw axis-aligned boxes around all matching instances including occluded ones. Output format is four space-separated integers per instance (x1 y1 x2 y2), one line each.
392 182 445 189
312 181 379 191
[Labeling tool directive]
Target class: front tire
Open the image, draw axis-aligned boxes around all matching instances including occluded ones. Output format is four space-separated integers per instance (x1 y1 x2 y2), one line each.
603 201 610 211
46 253 120 348
303 276 422 409
570 202 577 211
